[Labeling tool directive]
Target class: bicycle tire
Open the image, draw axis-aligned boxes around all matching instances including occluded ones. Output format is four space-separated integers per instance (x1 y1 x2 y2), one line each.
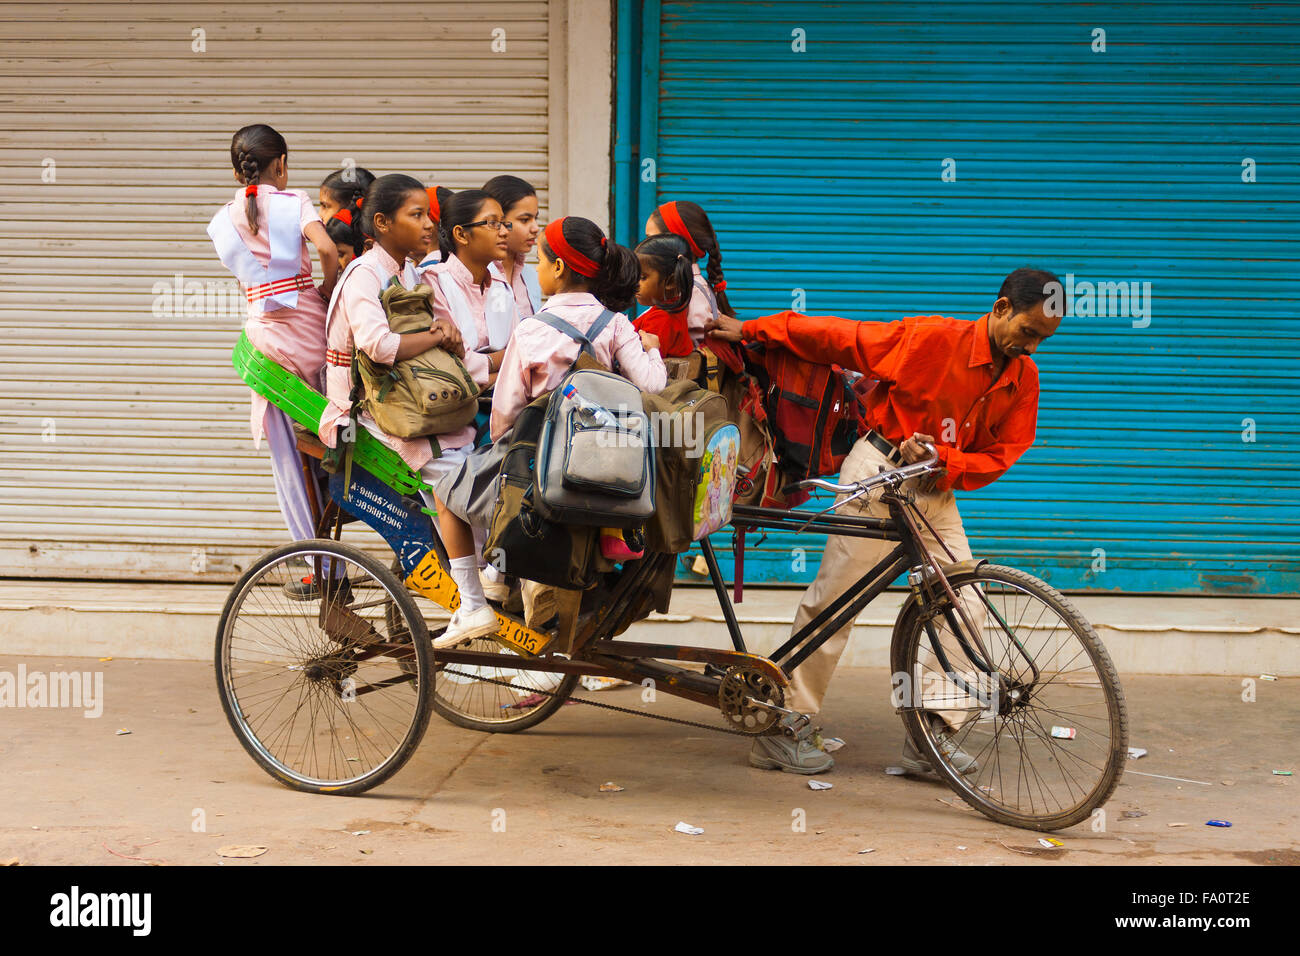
216 541 433 795
385 558 579 733
890 563 1128 831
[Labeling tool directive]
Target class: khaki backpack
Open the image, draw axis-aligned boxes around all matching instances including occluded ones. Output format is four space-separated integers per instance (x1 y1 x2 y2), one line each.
352 279 480 439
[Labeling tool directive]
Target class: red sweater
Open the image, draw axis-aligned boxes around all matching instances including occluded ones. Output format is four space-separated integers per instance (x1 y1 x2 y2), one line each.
633 305 694 357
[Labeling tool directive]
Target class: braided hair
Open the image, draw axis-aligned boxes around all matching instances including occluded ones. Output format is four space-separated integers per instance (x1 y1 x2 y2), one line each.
648 200 734 315
320 166 374 223
229 124 288 235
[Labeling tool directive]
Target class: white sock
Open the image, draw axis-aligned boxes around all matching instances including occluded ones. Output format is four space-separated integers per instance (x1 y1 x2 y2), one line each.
449 555 487 613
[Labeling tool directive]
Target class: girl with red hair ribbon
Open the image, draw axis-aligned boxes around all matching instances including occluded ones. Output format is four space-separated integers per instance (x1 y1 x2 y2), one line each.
644 200 736 347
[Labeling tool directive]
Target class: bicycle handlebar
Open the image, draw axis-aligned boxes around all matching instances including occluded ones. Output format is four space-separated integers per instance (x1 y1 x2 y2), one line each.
795 443 940 495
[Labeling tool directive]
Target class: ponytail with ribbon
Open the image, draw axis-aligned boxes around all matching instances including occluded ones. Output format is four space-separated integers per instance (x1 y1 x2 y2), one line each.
540 216 640 313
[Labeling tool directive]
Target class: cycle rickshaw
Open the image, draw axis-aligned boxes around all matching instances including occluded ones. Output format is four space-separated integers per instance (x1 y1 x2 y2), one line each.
216 334 1128 831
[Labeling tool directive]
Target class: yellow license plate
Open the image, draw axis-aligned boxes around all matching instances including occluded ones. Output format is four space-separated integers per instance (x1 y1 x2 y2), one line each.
404 550 460 611
493 614 553 657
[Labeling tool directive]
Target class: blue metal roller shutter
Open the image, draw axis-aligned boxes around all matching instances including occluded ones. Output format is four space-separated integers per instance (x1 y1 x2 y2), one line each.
631 0 1300 594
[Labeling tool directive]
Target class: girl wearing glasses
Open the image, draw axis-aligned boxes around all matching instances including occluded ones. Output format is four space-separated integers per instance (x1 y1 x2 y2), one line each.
644 200 736 347
482 174 543 319
414 188 524 631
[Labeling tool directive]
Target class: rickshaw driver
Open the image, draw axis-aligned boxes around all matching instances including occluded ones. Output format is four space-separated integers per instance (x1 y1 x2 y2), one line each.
707 267 1063 774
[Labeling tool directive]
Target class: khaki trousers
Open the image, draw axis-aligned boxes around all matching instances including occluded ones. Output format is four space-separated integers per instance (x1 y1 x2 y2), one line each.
784 437 985 726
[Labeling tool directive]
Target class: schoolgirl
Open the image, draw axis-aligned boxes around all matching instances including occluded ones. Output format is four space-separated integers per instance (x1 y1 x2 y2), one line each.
491 216 666 438
207 124 339 593
631 232 696 357
415 186 452 272
319 166 374 225
644 200 735 345
423 188 517 371
325 208 364 269
481 174 543 318
320 175 499 646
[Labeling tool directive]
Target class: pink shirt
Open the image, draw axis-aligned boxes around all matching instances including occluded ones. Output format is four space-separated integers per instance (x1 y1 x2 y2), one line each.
501 253 537 319
220 185 327 441
423 254 511 370
686 262 719 346
490 292 667 441
320 245 472 470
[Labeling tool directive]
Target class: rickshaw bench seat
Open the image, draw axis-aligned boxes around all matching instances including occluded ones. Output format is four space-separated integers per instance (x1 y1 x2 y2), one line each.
231 331 433 495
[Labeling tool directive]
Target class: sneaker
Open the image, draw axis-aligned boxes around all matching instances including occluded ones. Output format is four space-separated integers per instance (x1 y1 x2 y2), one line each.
899 719 979 775
749 733 834 775
432 604 500 650
479 570 510 604
283 575 319 601
293 576 352 605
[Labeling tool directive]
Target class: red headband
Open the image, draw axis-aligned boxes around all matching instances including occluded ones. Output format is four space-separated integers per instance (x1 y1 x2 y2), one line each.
657 201 704 259
426 187 441 222
331 208 353 226
544 218 601 278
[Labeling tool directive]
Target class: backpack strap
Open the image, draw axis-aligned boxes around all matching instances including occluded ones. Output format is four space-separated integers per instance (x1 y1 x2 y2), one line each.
694 275 719 322
532 308 617 357
586 308 617 347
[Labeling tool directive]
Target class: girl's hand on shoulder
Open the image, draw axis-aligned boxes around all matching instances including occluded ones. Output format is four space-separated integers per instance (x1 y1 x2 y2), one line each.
639 330 661 352
706 314 744 342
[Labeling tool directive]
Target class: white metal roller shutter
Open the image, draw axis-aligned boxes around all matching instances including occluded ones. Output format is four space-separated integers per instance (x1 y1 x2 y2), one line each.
0 0 550 580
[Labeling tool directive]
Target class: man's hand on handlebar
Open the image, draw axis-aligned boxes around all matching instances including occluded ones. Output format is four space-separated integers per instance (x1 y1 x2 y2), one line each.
705 314 744 342
899 432 937 464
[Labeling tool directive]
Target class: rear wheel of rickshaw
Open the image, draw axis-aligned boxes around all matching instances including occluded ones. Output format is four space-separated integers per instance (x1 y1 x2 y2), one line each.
385 558 579 733
216 541 433 795
890 564 1128 831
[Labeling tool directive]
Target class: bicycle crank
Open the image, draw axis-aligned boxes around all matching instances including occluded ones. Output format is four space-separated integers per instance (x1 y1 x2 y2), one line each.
717 665 787 735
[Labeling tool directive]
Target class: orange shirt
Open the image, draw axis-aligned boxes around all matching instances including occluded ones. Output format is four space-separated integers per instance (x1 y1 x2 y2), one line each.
741 311 1039 492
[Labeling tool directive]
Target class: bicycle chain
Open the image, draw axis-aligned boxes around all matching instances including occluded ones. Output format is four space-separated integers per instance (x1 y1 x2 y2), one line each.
439 667 763 737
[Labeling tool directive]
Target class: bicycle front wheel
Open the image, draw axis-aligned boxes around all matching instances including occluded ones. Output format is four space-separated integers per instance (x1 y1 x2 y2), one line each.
890 563 1128 831
216 541 433 795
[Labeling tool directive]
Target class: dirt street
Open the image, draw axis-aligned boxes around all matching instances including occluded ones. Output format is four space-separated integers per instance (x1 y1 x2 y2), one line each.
1 654 1294 866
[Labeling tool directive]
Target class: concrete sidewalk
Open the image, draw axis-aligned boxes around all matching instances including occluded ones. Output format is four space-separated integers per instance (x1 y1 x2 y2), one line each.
0 654 1294 866
1 580 1297 675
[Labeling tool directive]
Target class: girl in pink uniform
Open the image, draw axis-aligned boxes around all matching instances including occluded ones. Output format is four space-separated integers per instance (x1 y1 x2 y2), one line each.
491 216 667 561
644 200 736 345
491 216 666 438
207 125 339 588
481 175 543 319
418 189 519 605
321 176 499 646
318 166 374 226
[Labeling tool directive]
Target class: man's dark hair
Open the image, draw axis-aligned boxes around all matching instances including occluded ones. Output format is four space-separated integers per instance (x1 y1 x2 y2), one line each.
998 267 1061 314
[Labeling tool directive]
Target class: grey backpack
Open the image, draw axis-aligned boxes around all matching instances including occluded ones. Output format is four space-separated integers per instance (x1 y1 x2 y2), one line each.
531 310 656 528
